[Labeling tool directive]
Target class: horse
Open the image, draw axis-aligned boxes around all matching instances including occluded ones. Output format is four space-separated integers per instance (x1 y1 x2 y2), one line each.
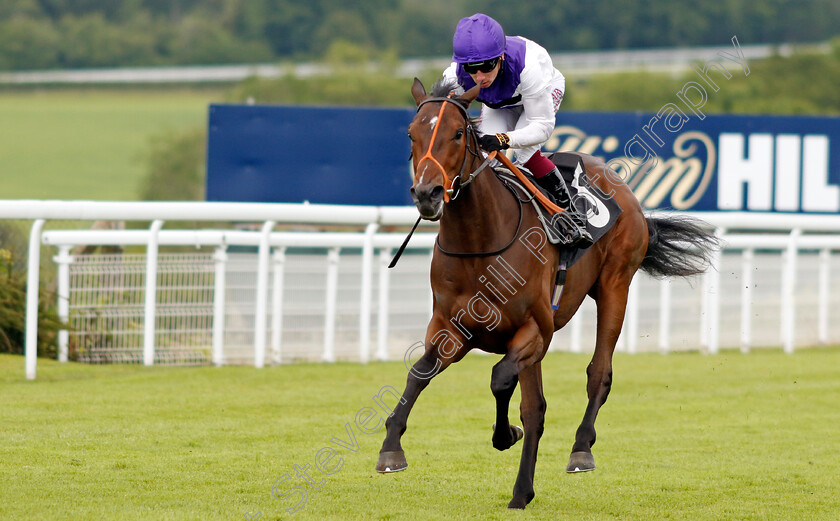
376 78 718 509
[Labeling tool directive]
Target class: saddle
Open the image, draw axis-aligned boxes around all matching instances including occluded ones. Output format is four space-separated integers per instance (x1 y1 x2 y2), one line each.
495 153 621 252
494 151 623 309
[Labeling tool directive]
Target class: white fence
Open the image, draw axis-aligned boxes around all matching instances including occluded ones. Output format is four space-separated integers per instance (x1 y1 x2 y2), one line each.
3 200 840 379
53 248 436 366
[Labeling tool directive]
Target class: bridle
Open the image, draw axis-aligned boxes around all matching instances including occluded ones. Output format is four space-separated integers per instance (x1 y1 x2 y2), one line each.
390 92 527 267
413 95 524 258
414 95 495 202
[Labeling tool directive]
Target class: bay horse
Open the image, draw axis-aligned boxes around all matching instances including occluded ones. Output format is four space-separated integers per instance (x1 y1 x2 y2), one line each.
376 78 717 509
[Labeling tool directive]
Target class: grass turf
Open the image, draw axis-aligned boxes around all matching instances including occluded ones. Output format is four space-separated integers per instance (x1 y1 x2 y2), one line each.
2 347 839 520
0 89 219 200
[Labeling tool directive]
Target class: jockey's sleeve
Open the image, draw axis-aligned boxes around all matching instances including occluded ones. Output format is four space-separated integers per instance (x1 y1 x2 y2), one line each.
506 89 556 148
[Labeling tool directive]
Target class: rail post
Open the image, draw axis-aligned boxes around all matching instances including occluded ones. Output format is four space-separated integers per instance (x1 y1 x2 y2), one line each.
25 219 46 380
143 220 164 366
212 245 228 367
253 220 275 368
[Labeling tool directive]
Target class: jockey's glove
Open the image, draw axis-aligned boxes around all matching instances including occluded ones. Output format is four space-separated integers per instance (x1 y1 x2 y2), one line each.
479 133 511 152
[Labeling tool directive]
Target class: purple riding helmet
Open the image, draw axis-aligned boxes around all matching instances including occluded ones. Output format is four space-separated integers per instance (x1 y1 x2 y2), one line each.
452 13 506 63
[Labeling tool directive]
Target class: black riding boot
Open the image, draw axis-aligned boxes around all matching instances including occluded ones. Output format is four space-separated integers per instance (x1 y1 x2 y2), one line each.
535 167 595 247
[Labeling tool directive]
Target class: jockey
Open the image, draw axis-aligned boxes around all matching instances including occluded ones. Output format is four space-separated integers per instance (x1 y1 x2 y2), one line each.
442 13 593 247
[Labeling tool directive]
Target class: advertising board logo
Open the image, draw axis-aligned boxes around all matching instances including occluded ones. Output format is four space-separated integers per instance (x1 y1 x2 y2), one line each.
718 133 838 213
546 125 838 213
545 125 716 210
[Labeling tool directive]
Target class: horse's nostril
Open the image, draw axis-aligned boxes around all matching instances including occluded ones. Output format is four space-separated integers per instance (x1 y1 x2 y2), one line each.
430 185 444 201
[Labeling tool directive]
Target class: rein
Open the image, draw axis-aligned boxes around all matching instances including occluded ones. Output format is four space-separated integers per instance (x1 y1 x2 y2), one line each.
434 177 525 258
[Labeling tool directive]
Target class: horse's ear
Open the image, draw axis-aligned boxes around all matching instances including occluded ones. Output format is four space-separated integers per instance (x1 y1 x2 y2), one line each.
411 78 427 106
459 84 481 108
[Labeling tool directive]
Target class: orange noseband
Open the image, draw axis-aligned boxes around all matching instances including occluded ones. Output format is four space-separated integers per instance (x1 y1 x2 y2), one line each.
415 99 454 203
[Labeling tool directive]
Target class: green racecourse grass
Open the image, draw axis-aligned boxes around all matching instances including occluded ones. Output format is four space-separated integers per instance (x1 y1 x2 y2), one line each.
0 89 220 200
2 348 839 521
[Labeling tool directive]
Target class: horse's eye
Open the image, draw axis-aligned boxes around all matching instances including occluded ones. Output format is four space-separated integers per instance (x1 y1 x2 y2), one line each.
454 129 464 140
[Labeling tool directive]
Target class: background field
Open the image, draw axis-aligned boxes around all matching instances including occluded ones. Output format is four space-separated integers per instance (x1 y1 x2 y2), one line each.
2 347 839 520
0 89 218 200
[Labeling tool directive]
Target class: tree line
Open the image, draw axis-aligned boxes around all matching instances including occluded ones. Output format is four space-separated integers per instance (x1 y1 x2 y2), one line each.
2 0 839 70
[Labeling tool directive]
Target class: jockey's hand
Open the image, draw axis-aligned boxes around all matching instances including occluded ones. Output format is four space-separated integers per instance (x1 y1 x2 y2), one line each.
479 133 511 152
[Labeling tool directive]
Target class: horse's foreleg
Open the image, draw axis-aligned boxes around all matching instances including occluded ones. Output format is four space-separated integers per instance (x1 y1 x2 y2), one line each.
568 279 629 473
376 347 451 473
508 361 546 509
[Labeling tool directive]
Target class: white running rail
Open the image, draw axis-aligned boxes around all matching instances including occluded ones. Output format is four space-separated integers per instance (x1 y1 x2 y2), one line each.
3 200 840 379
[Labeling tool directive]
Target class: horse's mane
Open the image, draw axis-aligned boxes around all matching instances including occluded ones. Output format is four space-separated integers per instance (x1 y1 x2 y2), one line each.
430 78 457 97
429 77 481 127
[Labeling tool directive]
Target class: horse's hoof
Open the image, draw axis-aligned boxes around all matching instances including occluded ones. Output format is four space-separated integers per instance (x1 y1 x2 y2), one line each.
507 490 534 509
566 451 596 473
493 423 524 442
376 450 407 473
491 423 524 450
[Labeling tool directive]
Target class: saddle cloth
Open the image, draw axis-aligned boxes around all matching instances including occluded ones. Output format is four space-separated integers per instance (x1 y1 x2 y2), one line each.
495 152 622 269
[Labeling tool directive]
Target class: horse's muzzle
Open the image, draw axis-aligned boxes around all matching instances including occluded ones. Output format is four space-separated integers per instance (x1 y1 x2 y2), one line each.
411 184 445 221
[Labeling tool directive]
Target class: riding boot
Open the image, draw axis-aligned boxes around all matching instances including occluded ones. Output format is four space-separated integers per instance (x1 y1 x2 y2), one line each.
535 167 594 248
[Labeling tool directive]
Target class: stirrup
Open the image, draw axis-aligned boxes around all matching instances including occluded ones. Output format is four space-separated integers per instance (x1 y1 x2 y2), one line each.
563 211 594 248
568 226 594 248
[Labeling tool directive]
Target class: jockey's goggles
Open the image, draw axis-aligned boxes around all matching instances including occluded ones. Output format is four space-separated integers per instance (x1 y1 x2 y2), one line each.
463 57 500 74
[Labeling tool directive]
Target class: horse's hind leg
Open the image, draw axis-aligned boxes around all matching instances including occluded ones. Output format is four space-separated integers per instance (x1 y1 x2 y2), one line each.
490 354 522 451
490 318 542 451
376 346 454 473
508 361 546 509
567 273 631 473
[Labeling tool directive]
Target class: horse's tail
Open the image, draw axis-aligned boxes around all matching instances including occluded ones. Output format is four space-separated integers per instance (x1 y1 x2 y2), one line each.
640 214 719 278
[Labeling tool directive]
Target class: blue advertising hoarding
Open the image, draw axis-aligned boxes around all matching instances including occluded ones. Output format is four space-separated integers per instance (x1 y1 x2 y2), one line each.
206 104 415 206
206 104 840 214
